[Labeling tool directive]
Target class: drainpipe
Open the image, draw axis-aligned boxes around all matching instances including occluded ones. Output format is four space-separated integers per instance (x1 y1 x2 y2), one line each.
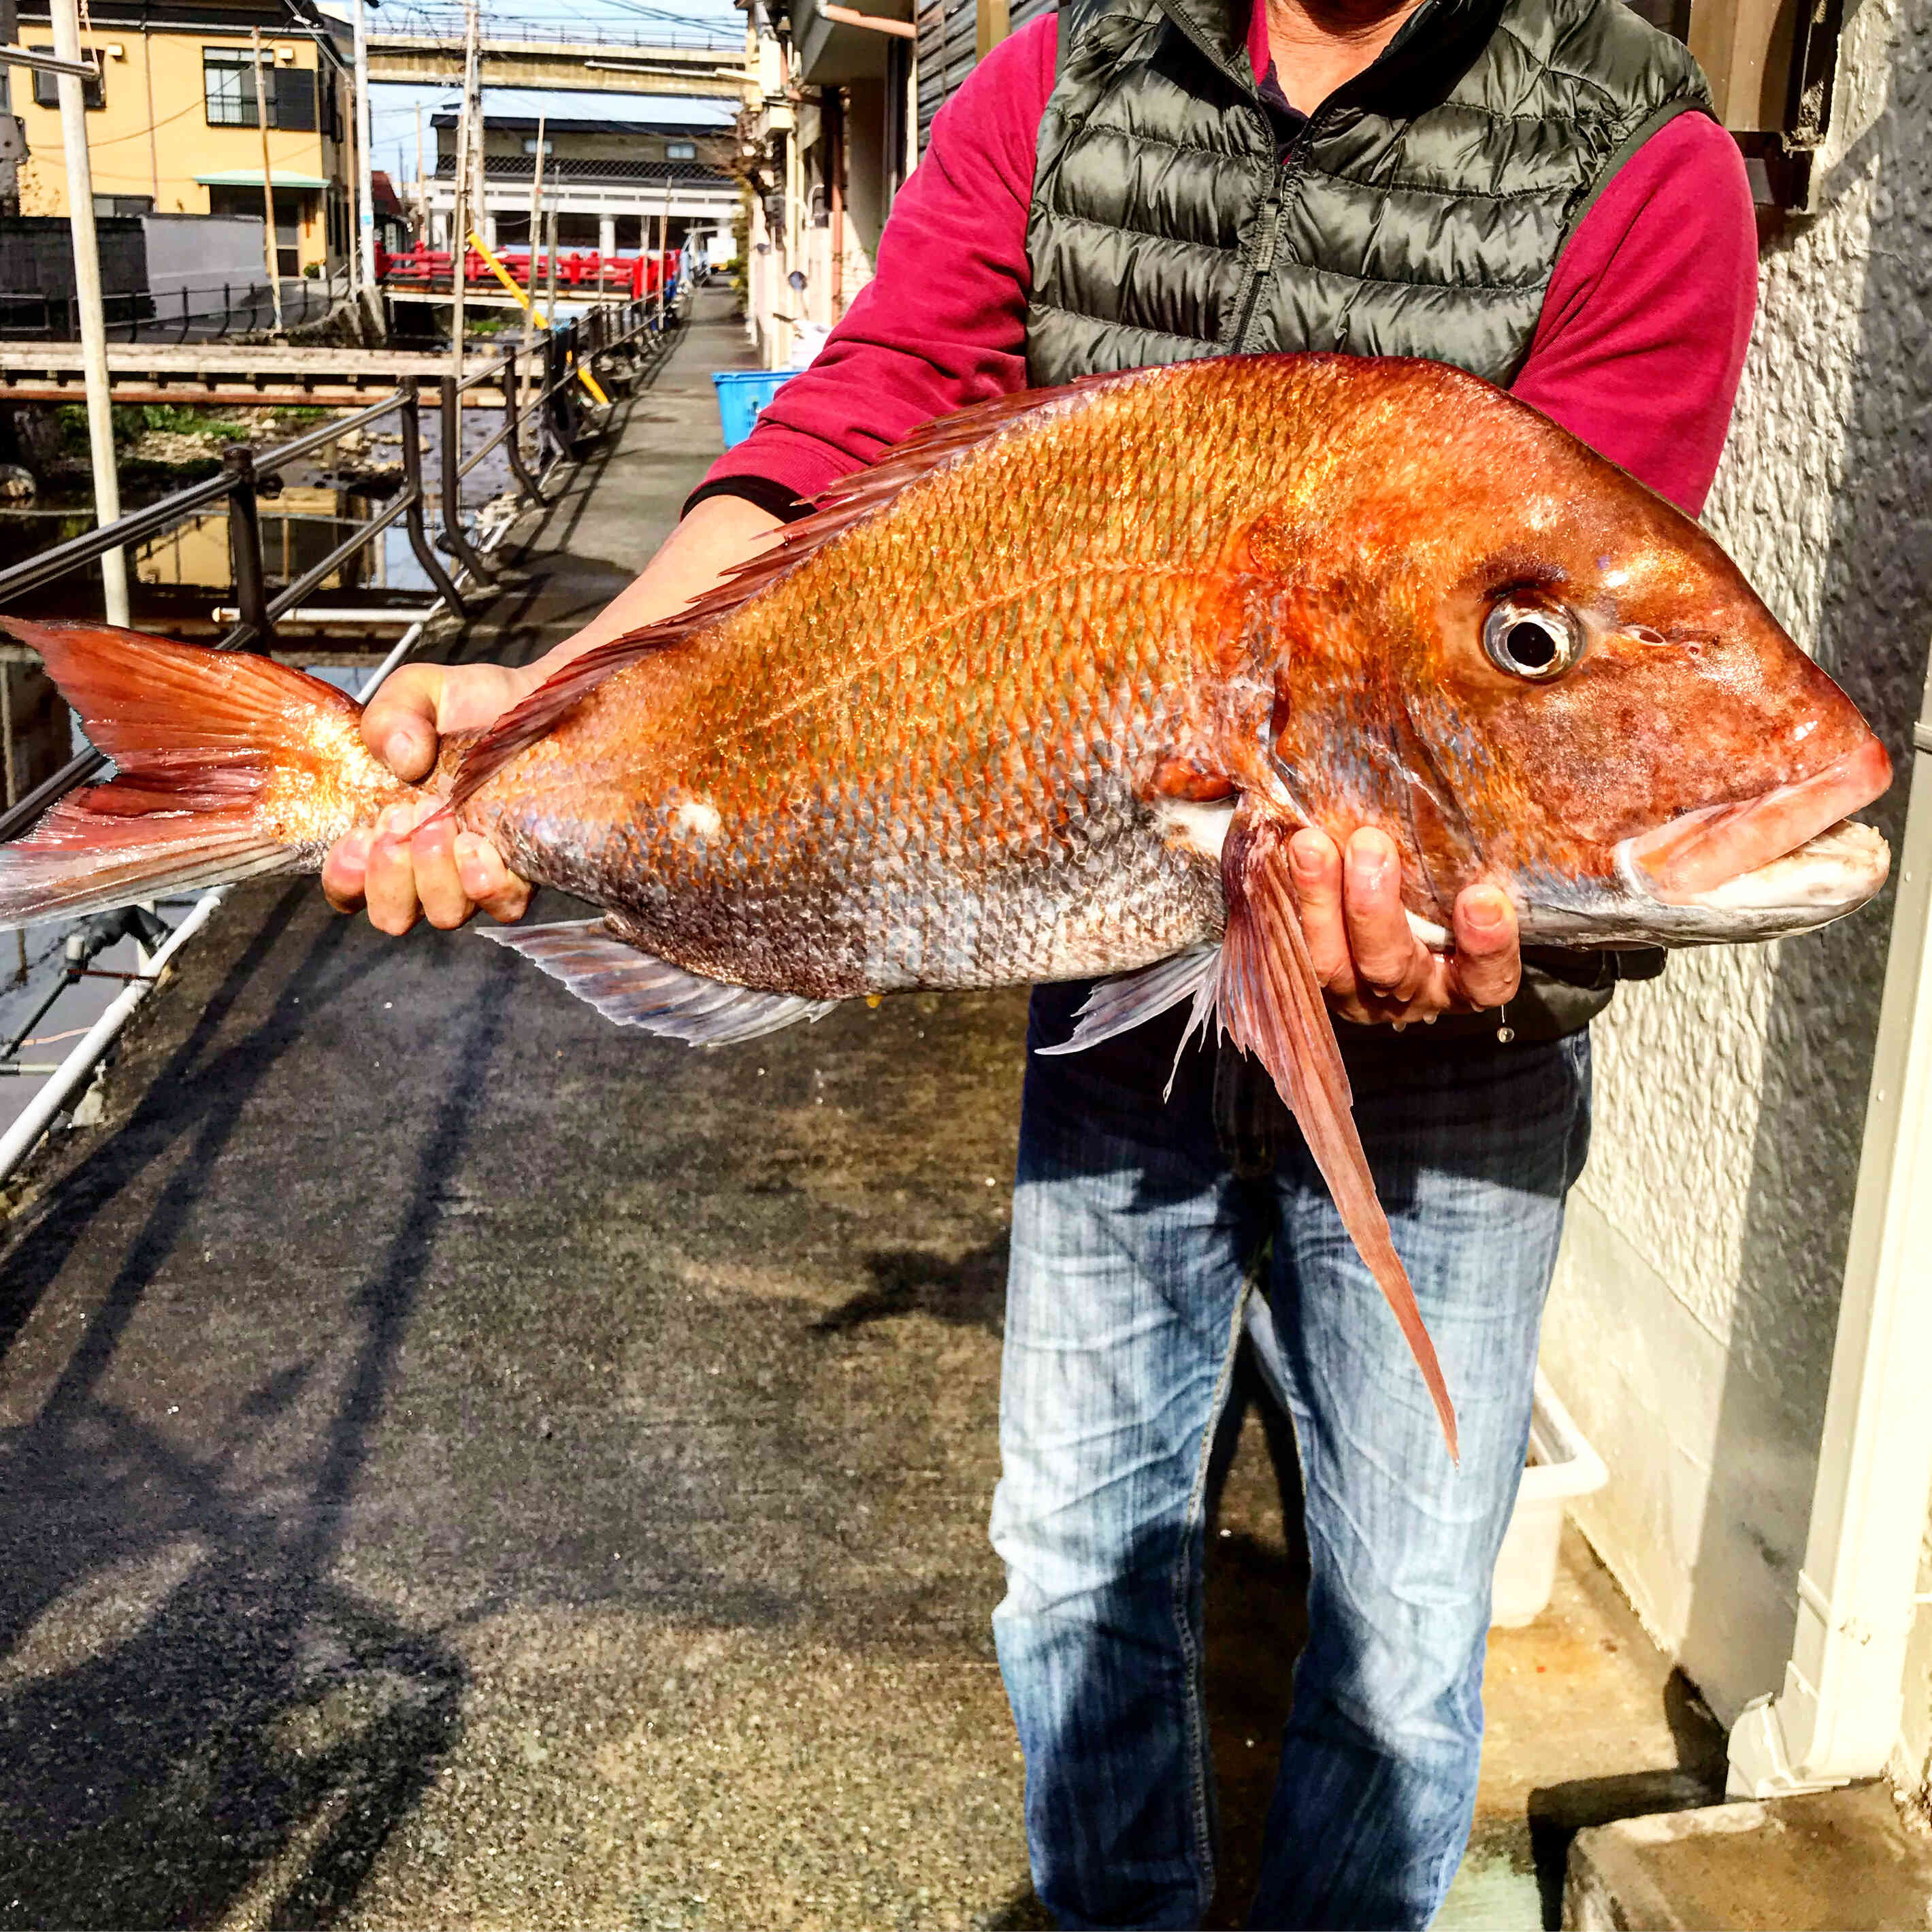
1729 642 1932 1797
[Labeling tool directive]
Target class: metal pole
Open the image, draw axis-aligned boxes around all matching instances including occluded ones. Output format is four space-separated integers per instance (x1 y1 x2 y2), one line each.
519 108 544 448
397 385 464 612
414 102 425 244
222 443 272 651
544 190 559 343
353 0 375 295
51 0 127 626
500 343 539 502
437 372 495 583
657 168 670 329
250 27 283 335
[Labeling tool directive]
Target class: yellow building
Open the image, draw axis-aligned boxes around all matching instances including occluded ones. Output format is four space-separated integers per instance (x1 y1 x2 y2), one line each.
12 0 353 277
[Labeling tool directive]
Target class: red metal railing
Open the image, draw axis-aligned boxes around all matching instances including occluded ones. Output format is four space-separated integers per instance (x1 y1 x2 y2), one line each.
374 246 670 299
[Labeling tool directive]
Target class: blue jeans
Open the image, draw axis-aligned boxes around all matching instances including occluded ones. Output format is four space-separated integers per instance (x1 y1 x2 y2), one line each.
991 989 1592 1930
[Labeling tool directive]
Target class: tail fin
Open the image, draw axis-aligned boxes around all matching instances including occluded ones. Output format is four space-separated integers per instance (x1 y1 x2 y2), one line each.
0 619 411 928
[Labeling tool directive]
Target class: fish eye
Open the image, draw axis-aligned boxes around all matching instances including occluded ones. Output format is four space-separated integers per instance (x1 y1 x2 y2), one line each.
1482 600 1586 681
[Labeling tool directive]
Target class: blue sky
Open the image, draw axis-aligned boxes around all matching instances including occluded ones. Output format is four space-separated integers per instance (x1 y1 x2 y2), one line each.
318 0 742 182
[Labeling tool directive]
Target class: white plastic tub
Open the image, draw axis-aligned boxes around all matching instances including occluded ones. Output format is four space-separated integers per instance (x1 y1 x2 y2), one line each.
1490 1372 1609 1628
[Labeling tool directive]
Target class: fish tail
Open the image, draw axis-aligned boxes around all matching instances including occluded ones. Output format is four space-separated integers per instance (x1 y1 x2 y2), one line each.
0 619 414 928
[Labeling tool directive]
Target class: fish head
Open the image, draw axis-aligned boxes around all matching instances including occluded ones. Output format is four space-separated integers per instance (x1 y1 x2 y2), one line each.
1261 364 1893 949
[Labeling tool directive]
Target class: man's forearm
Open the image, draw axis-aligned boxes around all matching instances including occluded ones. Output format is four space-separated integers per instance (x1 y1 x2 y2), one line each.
519 492 786 693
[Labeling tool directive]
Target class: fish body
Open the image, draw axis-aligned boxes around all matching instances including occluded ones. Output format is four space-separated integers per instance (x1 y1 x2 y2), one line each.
0 354 1895 1455
455 353 1890 989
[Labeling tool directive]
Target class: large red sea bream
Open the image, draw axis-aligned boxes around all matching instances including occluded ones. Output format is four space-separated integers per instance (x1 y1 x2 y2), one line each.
0 355 1893 1455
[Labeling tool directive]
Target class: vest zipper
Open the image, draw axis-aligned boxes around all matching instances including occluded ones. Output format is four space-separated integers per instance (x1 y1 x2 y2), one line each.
1233 117 1317 353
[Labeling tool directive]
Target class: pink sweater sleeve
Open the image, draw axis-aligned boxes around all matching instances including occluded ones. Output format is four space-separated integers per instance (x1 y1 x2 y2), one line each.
693 13 1056 508
696 43 1756 523
1511 112 1757 516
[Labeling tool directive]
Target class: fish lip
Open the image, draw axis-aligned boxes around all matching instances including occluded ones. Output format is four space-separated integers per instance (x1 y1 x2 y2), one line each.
1621 736 1893 903
1614 816 1891 931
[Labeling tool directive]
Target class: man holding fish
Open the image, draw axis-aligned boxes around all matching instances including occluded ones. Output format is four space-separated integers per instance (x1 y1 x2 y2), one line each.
303 0 1765 1923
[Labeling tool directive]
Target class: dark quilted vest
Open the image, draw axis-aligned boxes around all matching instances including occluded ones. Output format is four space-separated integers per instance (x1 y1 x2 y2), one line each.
1026 0 1711 1045
1027 0 1711 386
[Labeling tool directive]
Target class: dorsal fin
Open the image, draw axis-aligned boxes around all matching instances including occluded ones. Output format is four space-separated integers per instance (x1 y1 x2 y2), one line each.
449 367 1147 808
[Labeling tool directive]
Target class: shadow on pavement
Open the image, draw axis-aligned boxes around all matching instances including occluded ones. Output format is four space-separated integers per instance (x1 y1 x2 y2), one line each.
0 902 513 1927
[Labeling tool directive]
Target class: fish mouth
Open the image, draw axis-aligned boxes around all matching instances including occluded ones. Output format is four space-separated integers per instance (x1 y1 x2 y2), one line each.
1620 736 1893 906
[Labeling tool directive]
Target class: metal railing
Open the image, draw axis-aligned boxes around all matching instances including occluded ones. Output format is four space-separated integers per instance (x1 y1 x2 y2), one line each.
0 290 676 847
0 269 357 345
377 8 742 50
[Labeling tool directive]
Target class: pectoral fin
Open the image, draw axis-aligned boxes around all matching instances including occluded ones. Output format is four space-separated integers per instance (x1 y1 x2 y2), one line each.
1217 807 1460 1460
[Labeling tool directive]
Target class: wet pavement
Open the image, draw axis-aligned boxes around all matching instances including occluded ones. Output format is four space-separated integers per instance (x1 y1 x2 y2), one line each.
0 289 1723 1930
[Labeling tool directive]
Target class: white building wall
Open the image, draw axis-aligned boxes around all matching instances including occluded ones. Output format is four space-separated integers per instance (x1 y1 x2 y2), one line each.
1539 0 1932 1746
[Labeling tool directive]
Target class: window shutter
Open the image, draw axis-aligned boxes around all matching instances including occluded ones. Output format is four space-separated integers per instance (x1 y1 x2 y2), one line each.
276 66 316 131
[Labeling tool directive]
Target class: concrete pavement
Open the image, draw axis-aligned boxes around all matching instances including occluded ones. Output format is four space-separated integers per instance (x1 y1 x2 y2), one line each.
0 287 1730 1931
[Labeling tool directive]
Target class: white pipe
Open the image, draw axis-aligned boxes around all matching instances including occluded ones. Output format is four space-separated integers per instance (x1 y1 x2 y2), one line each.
1729 655 1932 1797
50 0 127 627
0 890 224 1184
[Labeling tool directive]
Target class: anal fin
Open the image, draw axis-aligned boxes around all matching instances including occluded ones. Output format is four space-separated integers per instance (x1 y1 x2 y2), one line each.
1216 808 1460 1461
482 920 836 1044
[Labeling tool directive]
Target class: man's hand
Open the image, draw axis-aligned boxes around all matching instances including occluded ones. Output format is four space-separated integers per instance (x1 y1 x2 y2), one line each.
1289 826 1520 1028
320 661 536 934
321 493 787 938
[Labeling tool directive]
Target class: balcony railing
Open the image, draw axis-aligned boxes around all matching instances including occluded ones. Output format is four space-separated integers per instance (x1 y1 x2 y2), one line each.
433 154 733 185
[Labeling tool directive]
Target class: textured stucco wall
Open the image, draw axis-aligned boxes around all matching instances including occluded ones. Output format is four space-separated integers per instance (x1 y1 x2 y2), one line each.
1541 0 1931 1743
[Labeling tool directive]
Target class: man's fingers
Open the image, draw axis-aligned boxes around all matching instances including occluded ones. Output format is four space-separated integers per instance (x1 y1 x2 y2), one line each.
1447 885 1521 1012
1342 830 1431 1003
321 829 372 914
455 833 532 924
1288 828 1354 994
360 664 444 780
410 815 476 930
362 806 423 935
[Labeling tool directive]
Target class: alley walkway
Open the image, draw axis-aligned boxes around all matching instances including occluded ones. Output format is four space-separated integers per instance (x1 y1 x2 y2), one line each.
0 290 1721 1931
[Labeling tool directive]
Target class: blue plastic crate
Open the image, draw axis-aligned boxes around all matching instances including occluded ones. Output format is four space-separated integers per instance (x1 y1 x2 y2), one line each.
711 369 794 448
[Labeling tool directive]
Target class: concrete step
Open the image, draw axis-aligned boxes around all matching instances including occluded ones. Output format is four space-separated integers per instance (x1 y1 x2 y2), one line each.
1565 1784 1932 1931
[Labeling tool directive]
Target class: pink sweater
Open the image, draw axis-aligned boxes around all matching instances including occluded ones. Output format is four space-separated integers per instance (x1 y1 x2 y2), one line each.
700 12 1756 519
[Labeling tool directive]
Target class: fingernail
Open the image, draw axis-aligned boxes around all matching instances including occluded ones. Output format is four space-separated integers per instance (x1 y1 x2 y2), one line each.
1466 889 1508 933
384 729 418 772
1350 846 1390 889
1290 836 1324 880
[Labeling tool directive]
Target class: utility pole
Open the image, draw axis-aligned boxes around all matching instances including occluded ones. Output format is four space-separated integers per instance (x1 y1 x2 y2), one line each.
657 168 670 326
141 22 159 204
414 102 425 244
352 0 374 293
50 0 126 624
448 0 477 373
249 27 283 334
519 109 544 443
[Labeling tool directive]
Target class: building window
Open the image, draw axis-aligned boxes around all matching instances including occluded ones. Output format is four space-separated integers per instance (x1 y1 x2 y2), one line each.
203 48 315 130
521 136 553 154
30 48 104 109
93 194 154 217
666 140 695 160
